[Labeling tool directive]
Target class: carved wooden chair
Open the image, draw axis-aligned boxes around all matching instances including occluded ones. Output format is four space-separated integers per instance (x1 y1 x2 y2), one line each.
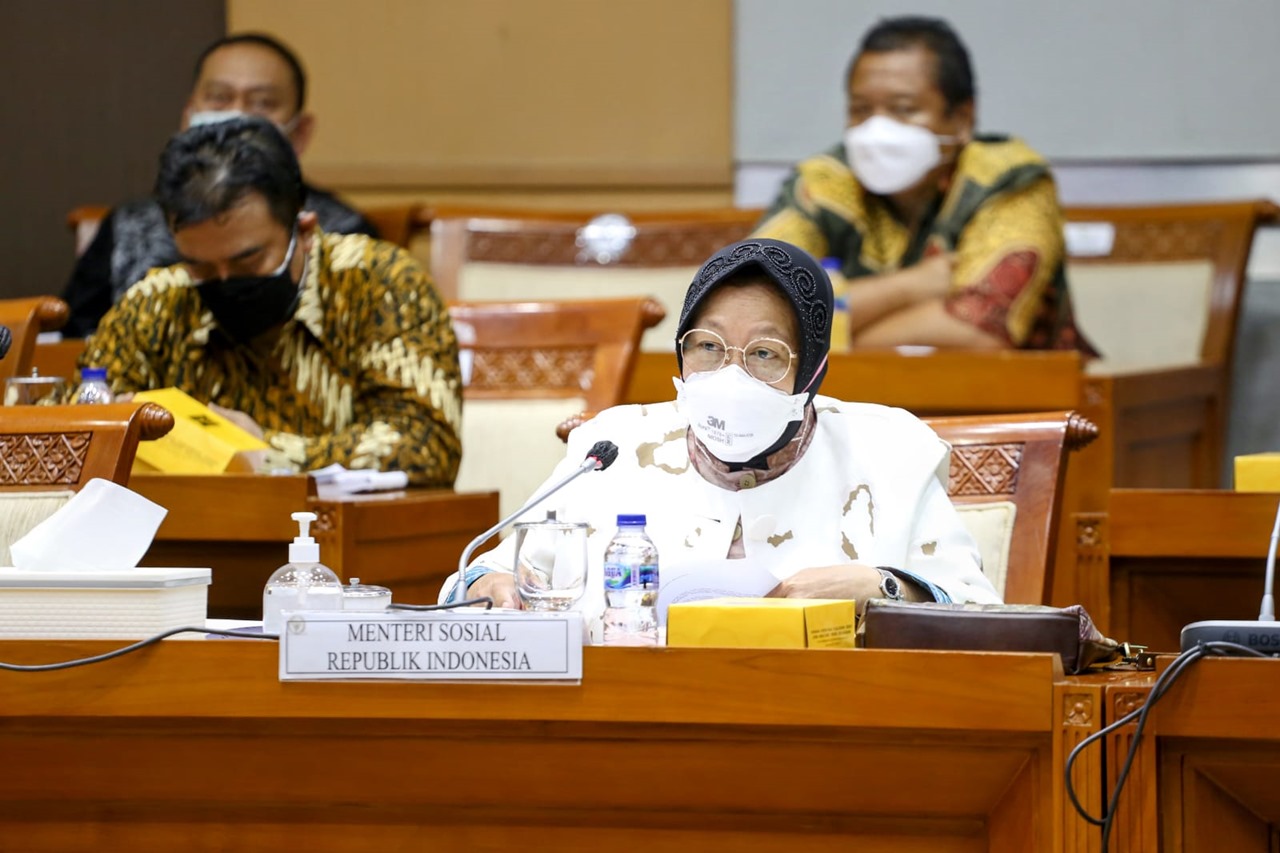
0 402 175 564
449 296 665 520
0 296 69 383
429 208 759 352
1064 199 1279 489
922 410 1099 605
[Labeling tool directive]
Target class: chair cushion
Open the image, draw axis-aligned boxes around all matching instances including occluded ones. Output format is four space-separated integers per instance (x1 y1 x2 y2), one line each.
1067 260 1214 373
458 262 697 352
0 492 74 566
953 500 1017 600
454 398 589 524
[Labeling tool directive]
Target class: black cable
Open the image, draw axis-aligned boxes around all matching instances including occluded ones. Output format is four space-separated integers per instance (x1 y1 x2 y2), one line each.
1064 640 1274 851
0 626 278 673
1 597 497 673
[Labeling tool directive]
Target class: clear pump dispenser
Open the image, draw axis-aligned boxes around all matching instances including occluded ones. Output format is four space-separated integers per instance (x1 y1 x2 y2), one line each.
262 511 343 634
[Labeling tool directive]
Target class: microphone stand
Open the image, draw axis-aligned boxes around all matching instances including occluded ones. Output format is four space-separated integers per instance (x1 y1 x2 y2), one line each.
450 452 609 604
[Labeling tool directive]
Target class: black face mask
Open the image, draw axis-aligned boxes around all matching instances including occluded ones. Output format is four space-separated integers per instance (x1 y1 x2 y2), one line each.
195 230 303 343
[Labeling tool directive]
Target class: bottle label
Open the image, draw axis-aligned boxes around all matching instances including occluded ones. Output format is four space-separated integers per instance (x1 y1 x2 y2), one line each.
638 563 659 588
604 562 658 590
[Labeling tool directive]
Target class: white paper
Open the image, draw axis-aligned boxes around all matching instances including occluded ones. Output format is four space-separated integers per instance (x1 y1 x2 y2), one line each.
655 557 781 626
309 464 409 494
9 478 167 571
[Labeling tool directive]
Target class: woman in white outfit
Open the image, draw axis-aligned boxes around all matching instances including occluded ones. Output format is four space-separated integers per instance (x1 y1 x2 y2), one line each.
441 238 1000 619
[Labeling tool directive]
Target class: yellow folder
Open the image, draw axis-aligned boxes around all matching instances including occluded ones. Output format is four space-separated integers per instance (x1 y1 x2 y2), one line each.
133 388 269 474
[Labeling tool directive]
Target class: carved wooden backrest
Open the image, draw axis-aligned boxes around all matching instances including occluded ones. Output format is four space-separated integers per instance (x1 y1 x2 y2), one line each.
0 402 174 492
429 209 760 351
1064 200 1278 369
448 297 665 520
0 296 69 383
449 296 666 412
923 410 1099 605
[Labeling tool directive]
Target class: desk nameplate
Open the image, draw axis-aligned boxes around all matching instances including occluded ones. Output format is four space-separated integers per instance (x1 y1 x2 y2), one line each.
279 610 582 682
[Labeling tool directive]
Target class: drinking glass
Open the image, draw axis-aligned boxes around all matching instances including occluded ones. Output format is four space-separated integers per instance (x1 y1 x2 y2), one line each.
512 515 589 611
4 371 67 406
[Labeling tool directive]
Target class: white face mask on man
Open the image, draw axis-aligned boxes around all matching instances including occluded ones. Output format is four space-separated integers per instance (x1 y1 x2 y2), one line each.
843 115 956 195
188 110 301 135
674 365 808 463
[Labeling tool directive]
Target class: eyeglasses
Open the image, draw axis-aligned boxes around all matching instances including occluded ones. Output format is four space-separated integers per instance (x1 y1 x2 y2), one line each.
678 328 797 386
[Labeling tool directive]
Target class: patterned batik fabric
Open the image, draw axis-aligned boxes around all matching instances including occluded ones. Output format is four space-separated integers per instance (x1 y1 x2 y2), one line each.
81 230 462 487
754 135 1096 354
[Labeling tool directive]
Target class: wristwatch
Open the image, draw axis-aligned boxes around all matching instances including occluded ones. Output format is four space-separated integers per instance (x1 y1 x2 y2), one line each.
875 568 904 601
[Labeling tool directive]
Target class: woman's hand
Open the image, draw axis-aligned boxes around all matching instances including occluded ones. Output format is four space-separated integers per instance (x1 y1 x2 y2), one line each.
765 563 883 602
466 572 521 609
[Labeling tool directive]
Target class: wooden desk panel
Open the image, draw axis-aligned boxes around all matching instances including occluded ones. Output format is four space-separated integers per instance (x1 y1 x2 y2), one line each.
0 643 1069 852
1104 659 1280 852
1108 490 1280 652
130 474 499 618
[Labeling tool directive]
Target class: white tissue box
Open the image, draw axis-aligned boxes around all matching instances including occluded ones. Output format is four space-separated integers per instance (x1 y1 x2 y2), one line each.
0 568 211 639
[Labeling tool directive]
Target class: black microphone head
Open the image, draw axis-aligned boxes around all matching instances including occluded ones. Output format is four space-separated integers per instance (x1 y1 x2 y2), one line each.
0 324 11 360
586 440 619 471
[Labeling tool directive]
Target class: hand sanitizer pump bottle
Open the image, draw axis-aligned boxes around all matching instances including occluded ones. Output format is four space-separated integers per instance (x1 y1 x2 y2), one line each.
262 511 343 635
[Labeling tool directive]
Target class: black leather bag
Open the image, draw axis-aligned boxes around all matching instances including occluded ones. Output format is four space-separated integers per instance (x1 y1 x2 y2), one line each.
860 600 1142 674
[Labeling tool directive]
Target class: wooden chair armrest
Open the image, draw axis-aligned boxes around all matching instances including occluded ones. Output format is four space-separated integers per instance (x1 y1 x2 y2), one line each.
1065 412 1100 451
135 402 176 441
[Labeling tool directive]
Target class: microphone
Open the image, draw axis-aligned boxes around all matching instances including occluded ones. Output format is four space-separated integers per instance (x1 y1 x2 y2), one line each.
449 440 619 603
0 325 11 360
1181 497 1280 651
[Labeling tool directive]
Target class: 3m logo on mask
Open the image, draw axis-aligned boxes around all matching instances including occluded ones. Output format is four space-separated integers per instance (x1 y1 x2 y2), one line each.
706 415 726 431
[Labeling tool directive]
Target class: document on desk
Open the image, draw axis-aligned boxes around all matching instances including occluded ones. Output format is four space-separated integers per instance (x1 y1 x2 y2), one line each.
656 557 780 626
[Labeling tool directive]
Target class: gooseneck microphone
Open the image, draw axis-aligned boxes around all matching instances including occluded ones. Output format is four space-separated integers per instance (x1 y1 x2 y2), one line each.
0 324 12 360
449 440 619 603
1181 498 1280 651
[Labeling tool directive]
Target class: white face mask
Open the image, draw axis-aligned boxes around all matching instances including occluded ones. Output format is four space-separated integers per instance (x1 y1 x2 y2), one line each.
844 115 955 195
187 110 301 136
674 365 807 463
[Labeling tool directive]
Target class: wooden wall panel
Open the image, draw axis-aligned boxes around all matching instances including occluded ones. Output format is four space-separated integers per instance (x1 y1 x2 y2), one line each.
228 0 734 205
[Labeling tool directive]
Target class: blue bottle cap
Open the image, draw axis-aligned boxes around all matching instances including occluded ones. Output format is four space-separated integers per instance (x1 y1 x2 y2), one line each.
81 367 107 381
616 513 647 526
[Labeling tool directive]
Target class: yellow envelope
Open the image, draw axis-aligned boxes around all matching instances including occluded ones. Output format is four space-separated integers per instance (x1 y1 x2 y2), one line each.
133 388 269 474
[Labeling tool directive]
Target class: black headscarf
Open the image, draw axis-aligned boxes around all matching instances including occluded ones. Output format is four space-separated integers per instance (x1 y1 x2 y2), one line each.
676 238 833 401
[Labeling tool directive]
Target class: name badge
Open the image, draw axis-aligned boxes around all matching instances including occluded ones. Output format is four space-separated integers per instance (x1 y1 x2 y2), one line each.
278 610 583 682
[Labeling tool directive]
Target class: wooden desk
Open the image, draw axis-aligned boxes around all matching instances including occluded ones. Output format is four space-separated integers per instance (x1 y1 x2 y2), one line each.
0 642 1090 851
130 474 499 618
1104 658 1280 852
1108 489 1280 652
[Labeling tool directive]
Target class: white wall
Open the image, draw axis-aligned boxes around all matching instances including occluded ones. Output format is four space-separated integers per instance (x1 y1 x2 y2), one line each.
735 0 1280 162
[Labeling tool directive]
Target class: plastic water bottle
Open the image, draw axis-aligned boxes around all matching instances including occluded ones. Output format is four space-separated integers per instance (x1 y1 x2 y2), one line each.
73 367 113 404
602 513 660 646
